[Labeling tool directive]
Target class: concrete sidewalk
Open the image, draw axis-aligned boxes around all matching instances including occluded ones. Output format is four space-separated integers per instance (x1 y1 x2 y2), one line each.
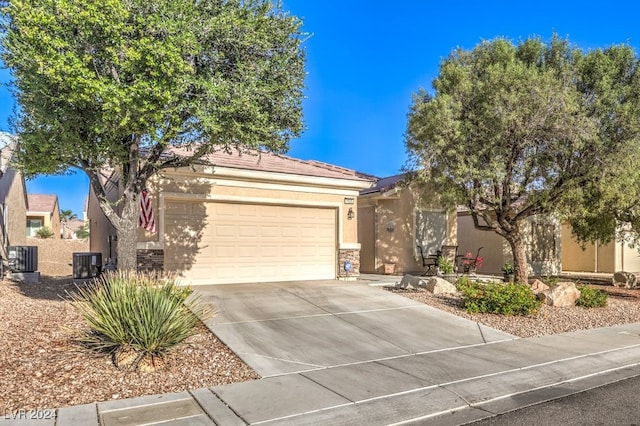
4 280 640 425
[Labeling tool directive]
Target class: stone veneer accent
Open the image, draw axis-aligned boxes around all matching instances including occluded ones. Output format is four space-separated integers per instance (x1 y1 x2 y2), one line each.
338 248 360 279
137 249 164 273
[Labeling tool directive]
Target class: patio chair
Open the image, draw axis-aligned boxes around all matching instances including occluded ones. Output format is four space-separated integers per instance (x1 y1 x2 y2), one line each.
416 245 439 276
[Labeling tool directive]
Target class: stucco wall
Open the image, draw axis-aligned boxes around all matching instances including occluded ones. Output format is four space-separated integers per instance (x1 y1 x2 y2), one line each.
458 212 561 276
457 213 506 275
50 200 61 239
357 205 376 273
619 244 640 272
559 222 640 273
140 168 361 246
88 178 119 263
90 166 367 274
0 168 27 246
358 185 455 274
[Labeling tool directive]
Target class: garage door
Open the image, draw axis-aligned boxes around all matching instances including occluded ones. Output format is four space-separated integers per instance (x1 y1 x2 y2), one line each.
164 201 337 284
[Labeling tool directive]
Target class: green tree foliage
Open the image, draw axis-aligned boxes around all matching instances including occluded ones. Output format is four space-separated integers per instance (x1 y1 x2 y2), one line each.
406 35 640 284
1 0 306 270
60 209 78 223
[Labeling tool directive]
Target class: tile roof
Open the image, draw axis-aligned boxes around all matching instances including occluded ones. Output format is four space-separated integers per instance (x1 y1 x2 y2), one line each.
167 147 377 182
360 173 409 195
27 194 58 213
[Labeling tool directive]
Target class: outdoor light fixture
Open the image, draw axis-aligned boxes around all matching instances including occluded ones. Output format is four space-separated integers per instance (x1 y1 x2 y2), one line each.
347 207 355 220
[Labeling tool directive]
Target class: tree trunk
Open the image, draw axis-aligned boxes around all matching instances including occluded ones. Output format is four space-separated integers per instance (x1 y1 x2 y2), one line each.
505 232 529 284
114 188 140 272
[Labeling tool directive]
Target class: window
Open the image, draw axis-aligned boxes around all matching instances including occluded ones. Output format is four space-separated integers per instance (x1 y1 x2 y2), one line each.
26 218 43 237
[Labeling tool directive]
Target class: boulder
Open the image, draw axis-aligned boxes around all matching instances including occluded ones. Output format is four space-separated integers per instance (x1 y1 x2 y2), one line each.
613 271 637 289
396 274 426 289
530 279 550 295
425 276 458 294
539 282 581 307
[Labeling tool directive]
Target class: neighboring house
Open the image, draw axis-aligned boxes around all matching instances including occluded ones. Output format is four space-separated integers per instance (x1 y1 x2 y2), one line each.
0 133 28 257
457 209 562 277
26 194 61 239
357 174 456 274
561 223 640 273
63 218 87 239
88 149 374 284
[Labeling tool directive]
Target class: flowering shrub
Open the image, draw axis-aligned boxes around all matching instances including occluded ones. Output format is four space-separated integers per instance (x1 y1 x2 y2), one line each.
461 253 483 270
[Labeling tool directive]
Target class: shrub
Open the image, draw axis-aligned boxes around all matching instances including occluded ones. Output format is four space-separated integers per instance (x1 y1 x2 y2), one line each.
541 276 560 286
576 286 608 308
35 226 54 239
438 257 454 274
501 263 514 275
459 280 540 315
69 271 209 371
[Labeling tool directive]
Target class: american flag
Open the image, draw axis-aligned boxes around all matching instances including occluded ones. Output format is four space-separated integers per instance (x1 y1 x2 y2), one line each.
139 190 156 233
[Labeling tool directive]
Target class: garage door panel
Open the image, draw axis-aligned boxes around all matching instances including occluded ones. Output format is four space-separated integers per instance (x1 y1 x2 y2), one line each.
260 226 280 237
165 201 337 284
215 224 235 237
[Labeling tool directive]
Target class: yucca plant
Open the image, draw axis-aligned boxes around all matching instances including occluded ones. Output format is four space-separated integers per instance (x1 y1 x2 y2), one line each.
69 271 209 371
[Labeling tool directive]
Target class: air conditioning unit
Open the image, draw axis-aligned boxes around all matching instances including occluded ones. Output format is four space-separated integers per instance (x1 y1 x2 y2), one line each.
72 252 102 279
8 246 38 273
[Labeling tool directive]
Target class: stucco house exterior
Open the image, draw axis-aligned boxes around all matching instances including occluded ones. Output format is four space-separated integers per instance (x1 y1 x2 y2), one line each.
357 174 456 274
26 194 61 239
88 149 374 284
561 223 640 273
457 210 562 277
0 133 28 254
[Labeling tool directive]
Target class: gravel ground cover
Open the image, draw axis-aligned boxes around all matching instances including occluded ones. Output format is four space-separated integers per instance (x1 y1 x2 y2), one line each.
387 283 640 338
1 238 258 413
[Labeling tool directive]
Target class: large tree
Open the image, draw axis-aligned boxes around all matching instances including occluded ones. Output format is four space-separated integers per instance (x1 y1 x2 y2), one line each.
1 0 305 270
405 36 640 284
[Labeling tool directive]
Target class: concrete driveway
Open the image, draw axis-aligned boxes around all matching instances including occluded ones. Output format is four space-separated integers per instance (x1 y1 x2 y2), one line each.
39 280 640 426
196 280 514 377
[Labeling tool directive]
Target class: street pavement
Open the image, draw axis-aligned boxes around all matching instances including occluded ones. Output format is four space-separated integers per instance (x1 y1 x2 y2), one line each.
468 374 640 425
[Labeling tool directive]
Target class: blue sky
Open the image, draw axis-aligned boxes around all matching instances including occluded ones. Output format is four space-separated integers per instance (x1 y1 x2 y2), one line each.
3 0 640 215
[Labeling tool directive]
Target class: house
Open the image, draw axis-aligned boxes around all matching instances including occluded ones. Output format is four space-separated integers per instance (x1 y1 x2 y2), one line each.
457 209 562 277
88 149 375 284
0 133 28 252
561 223 640 273
357 174 456 274
26 194 61 239
63 218 87 239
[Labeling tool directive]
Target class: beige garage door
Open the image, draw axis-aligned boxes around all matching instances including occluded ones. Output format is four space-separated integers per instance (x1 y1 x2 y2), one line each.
164 200 337 284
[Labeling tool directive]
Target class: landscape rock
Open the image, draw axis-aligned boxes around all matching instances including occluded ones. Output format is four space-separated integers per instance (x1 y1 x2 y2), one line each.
396 274 426 289
424 276 458 294
539 282 581 307
613 271 637 289
530 279 550 295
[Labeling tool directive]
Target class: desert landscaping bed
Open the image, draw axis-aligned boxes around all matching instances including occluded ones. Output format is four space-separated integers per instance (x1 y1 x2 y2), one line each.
1 238 258 413
387 282 640 338
0 276 258 412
